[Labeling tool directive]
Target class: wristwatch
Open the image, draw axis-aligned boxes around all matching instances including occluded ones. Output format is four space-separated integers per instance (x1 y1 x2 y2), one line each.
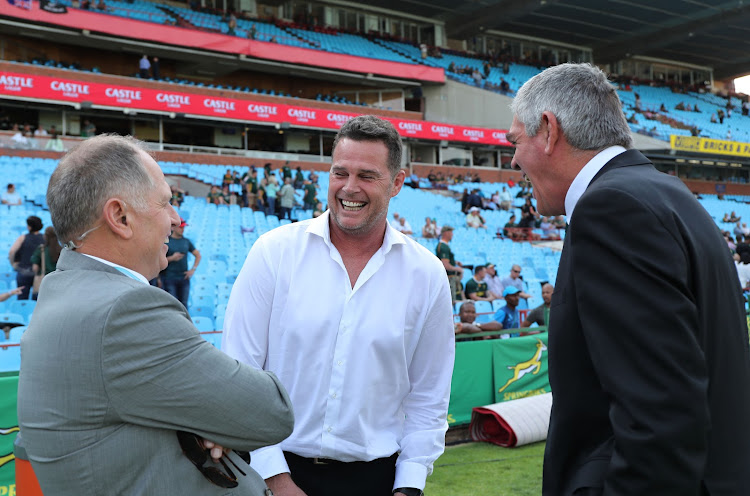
393 488 424 496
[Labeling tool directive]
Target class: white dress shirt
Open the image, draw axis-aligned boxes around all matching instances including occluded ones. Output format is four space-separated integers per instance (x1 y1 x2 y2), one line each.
564 145 627 223
81 253 149 284
222 211 455 490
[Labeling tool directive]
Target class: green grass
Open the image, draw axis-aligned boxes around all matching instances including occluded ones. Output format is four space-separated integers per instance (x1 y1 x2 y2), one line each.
425 441 545 496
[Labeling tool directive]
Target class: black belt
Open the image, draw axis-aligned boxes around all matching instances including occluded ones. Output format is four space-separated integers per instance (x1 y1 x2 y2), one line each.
447 271 460 276
285 451 397 467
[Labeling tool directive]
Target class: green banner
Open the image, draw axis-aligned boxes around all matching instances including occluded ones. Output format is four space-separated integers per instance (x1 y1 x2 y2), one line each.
0 372 18 495
448 340 494 426
493 333 549 403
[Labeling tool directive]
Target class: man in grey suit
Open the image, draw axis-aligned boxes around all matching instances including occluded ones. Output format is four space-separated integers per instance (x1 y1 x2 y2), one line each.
17 134 294 495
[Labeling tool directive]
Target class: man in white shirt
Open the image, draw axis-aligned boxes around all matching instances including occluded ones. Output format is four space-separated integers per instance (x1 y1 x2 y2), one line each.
483 263 503 297
397 216 413 236
223 115 455 496
1 183 22 206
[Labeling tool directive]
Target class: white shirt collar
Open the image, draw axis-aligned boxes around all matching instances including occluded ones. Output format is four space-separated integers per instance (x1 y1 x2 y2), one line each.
564 145 627 223
306 210 406 254
81 253 150 284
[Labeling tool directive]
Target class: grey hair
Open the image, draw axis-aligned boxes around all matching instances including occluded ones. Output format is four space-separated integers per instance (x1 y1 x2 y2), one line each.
332 115 403 177
47 134 154 246
511 63 632 150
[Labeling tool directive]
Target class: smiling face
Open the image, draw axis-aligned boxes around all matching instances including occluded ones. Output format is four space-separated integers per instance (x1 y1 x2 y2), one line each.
328 138 404 238
131 152 180 279
508 116 567 216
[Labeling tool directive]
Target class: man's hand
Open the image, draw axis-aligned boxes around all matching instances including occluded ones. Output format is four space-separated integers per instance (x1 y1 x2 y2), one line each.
266 473 307 496
170 252 185 262
184 269 195 280
202 439 227 462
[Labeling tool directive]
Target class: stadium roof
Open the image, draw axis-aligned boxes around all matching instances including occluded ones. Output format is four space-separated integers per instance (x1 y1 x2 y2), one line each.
376 0 750 80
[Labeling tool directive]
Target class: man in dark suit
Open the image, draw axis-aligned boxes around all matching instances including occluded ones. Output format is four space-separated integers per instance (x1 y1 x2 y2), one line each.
507 63 750 495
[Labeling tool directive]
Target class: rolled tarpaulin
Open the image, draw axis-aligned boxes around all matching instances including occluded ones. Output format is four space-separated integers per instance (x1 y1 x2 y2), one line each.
470 392 552 447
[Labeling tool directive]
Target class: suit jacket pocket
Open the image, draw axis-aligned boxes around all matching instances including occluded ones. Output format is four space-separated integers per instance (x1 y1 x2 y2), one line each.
567 457 609 494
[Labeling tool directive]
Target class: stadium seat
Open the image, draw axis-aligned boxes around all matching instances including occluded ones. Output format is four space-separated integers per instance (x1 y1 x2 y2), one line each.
192 316 215 332
0 345 21 372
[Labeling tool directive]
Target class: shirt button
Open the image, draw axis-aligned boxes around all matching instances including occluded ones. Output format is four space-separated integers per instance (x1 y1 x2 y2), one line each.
327 427 332 433
337 361 343 366
330 392 337 399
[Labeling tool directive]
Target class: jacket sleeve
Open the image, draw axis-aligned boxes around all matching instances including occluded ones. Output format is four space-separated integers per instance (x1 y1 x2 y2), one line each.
571 187 708 495
101 286 294 451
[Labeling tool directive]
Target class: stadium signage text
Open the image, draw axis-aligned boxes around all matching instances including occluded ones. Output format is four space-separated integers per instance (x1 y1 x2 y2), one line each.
156 93 191 107
248 104 278 117
105 87 142 103
0 75 32 92
0 71 511 146
670 135 750 159
203 98 236 112
50 80 89 97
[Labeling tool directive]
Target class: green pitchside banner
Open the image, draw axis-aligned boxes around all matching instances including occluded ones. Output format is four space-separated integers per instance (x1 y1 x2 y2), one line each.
448 341 495 426
0 372 19 495
493 333 549 403
448 332 550 426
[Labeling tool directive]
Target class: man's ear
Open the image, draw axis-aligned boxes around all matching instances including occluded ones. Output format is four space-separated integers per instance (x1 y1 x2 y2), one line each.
102 198 134 239
391 169 406 198
541 111 560 155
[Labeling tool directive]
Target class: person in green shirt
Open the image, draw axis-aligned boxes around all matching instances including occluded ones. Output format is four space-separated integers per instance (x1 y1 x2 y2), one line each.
464 265 497 301
303 180 318 210
522 283 554 328
436 225 464 303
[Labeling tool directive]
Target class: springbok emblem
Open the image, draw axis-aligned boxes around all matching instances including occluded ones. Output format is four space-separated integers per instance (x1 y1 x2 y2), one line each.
0 426 19 469
497 339 547 393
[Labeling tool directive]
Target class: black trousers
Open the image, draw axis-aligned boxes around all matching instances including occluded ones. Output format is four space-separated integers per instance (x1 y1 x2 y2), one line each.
285 452 398 496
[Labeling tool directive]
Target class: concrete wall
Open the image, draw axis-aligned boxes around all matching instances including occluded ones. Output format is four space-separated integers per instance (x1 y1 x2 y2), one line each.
423 79 514 129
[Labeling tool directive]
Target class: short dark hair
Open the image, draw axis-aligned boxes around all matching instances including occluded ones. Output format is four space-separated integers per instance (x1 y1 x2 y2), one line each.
474 265 486 275
27 215 43 232
332 115 403 177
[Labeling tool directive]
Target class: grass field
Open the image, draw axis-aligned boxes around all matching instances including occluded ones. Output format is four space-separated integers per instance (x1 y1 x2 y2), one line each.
425 441 545 496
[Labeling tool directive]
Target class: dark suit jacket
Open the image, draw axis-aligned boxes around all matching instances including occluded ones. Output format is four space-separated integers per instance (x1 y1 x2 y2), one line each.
543 150 750 496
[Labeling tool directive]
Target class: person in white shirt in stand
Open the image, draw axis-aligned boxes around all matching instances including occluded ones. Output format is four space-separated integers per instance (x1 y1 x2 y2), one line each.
397 216 413 236
223 115 454 496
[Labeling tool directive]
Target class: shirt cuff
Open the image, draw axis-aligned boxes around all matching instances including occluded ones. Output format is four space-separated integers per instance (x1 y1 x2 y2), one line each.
249 445 290 480
393 461 428 491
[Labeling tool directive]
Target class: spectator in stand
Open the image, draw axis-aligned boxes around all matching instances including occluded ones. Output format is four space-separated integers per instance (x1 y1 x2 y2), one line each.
465 188 482 212
293 166 304 189
492 287 522 337
278 177 295 220
11 124 29 149
718 109 725 124
220 185 233 205
552 215 567 232
9 216 44 300
45 132 65 152
161 219 201 310
243 168 258 209
396 216 413 236
735 253 750 291
501 264 531 300
264 174 279 215
139 55 151 79
734 221 744 238
302 179 317 211
81 119 96 138
659 103 667 112
465 265 497 301
30 227 62 300
221 169 234 187
437 225 464 303
522 283 554 328
170 184 185 208
454 301 501 338
502 213 519 238
540 216 560 240
711 113 718 123
2 183 22 206
499 186 512 210
151 56 160 80
481 264 502 297
96 0 106 10
312 201 324 218
421 217 439 239
518 196 538 228
205 185 224 205
466 207 487 229
675 102 686 111
34 124 48 137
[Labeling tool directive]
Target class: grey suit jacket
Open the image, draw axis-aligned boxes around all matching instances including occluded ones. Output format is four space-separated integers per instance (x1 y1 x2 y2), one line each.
18 249 294 495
